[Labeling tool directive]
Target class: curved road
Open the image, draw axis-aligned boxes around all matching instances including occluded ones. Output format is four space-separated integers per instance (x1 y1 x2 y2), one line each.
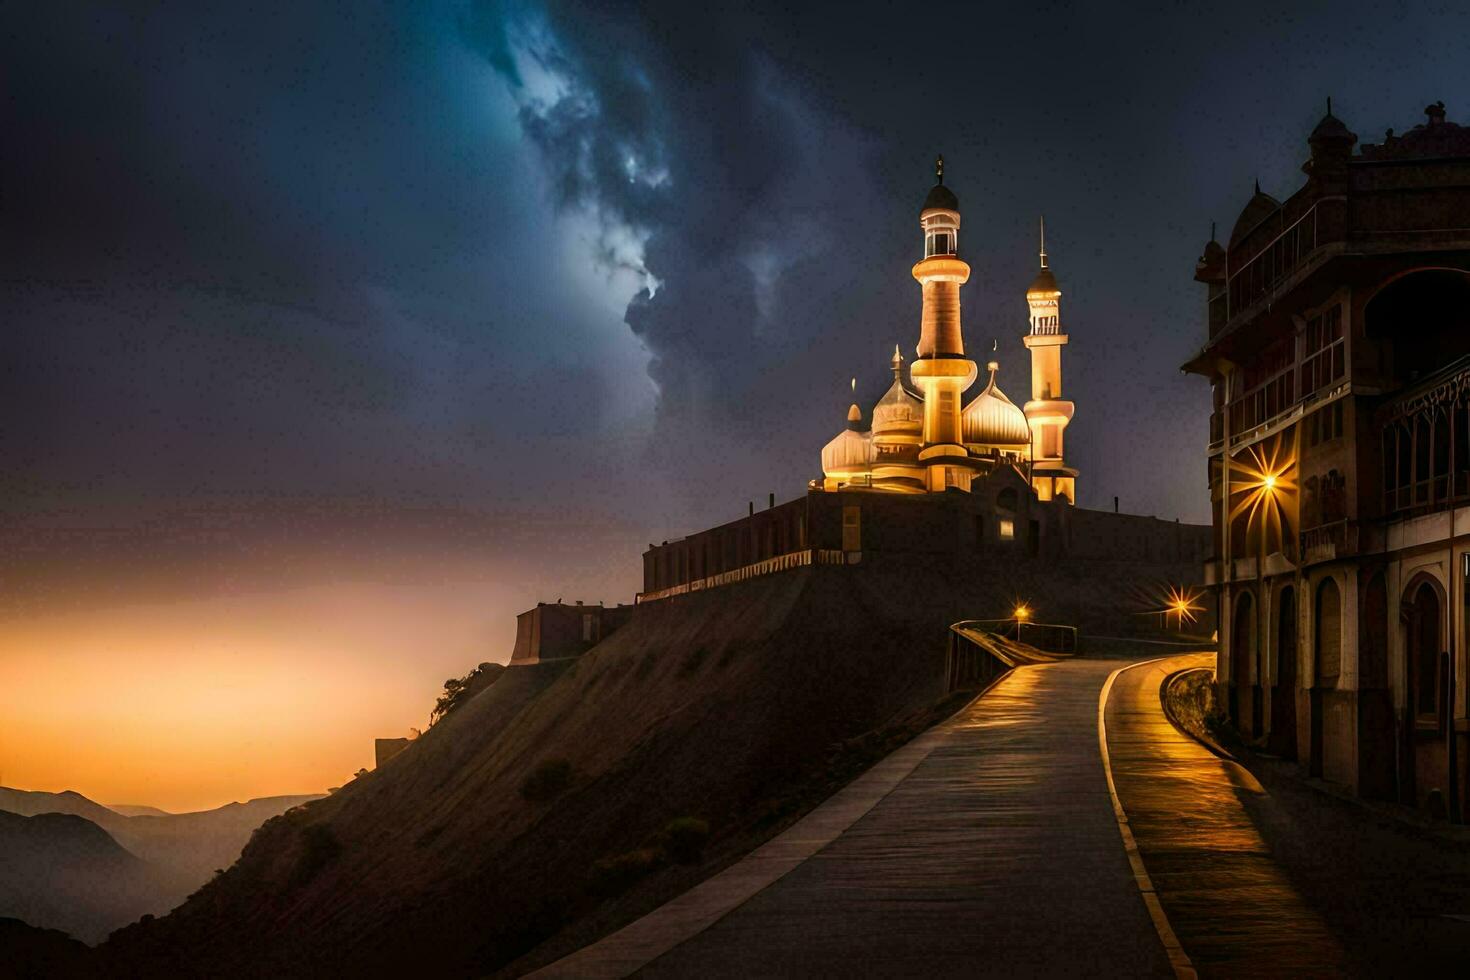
532 652 1340 978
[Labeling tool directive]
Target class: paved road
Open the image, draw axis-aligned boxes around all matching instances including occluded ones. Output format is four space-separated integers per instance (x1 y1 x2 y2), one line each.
1104 656 1349 978
535 652 1360 979
539 655 1177 978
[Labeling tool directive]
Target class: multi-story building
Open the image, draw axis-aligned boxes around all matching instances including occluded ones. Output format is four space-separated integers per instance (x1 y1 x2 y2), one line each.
1184 100 1470 819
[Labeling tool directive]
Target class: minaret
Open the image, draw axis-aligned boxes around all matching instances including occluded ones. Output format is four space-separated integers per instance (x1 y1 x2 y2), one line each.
1023 218 1077 503
910 156 979 492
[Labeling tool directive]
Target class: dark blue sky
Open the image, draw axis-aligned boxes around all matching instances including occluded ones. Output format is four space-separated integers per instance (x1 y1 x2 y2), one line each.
5 1 1469 610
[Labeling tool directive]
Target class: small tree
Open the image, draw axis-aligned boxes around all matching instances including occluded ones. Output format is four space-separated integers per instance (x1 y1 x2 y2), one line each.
431 662 503 725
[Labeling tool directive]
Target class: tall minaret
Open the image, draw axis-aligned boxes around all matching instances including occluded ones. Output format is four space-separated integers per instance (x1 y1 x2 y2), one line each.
910 156 979 492
1022 217 1078 503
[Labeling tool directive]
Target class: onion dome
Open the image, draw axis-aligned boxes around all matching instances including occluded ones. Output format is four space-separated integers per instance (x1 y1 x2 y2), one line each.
1228 180 1281 246
872 345 923 437
1027 217 1060 297
821 405 873 475
1303 98 1357 175
922 154 959 212
962 362 1031 447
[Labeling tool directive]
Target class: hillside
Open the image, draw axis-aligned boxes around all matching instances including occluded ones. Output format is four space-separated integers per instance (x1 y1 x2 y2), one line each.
99 554 1192 978
0 811 191 944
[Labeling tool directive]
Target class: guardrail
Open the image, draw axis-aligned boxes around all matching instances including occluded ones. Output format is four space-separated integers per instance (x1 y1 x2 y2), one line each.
957 618 1078 654
946 620 1075 693
636 548 859 604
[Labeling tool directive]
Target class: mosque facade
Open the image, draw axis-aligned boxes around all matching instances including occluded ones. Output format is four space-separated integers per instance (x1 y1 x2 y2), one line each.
819 160 1077 504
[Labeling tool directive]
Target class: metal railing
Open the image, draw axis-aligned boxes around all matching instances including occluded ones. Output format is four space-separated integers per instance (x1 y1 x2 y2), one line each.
635 547 858 603
957 618 1078 654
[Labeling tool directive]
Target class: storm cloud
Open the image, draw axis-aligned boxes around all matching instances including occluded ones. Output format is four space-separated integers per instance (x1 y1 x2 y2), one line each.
8 0 1470 555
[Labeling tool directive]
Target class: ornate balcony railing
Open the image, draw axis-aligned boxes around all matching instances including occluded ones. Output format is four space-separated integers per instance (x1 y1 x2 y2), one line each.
1300 519 1359 566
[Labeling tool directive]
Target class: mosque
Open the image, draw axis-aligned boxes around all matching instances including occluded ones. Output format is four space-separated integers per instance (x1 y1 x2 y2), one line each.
818 159 1078 504
637 162 1208 606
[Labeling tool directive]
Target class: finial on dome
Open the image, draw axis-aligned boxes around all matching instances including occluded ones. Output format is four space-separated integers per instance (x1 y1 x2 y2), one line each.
1039 215 1048 269
1254 177 1261 195
891 344 903 378
936 154 944 185
1211 220 1217 242
1327 96 1333 116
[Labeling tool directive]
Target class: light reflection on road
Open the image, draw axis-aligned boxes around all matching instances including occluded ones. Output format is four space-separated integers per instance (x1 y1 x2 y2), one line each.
1106 654 1350 977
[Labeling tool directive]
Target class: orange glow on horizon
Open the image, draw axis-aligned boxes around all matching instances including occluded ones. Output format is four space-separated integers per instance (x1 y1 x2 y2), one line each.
0 576 526 812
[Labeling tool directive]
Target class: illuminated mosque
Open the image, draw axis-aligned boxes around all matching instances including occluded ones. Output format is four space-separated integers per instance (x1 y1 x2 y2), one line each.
818 159 1078 503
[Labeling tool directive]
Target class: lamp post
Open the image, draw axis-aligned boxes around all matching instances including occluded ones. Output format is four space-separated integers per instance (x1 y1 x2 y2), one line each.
1014 604 1030 643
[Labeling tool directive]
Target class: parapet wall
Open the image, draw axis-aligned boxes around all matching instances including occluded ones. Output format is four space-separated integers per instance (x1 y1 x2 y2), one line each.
643 482 1210 599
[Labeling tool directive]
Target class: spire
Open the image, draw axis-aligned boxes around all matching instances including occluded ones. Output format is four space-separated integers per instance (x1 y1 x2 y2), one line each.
1327 95 1333 116
936 154 944 185
1039 215 1048 269
1254 177 1261 195
891 344 903 380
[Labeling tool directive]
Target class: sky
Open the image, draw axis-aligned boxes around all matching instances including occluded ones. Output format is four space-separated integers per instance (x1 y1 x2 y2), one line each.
3 0 1469 810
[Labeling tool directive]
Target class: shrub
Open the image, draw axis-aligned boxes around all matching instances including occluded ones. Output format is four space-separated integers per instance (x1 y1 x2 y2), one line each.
589 847 664 896
431 662 503 725
520 758 573 802
661 816 710 864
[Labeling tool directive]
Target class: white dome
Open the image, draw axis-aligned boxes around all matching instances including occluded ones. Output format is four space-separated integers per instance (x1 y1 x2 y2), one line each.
822 404 874 475
962 363 1031 447
872 378 923 435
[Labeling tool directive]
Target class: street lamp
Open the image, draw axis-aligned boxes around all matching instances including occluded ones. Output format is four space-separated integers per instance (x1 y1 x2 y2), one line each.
1014 604 1030 642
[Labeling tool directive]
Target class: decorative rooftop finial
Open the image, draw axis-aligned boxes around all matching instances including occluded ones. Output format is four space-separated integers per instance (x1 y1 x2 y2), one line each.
891 344 903 378
1254 177 1261 195
936 154 944 185
1327 96 1333 116
1211 220 1217 241
1039 215 1048 269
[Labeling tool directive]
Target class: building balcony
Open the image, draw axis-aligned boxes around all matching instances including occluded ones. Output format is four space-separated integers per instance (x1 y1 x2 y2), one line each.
1300 519 1359 566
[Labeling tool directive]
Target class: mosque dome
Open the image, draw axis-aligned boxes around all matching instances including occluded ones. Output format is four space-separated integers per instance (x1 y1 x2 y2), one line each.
1229 183 1281 246
1026 266 1060 297
872 346 923 437
922 154 959 212
962 363 1031 447
821 402 874 476
1027 217 1060 297
923 182 959 213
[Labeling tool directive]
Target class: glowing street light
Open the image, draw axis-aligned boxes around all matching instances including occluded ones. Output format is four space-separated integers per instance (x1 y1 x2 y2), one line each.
1013 603 1031 642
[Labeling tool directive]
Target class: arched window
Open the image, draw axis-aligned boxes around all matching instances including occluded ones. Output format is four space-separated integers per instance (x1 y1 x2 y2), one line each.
1315 578 1341 684
1407 580 1444 724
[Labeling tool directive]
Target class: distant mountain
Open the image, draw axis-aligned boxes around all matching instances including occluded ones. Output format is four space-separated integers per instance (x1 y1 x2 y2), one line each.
0 786 324 881
0 810 189 944
106 803 172 817
0 786 324 942
0 788 121 826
